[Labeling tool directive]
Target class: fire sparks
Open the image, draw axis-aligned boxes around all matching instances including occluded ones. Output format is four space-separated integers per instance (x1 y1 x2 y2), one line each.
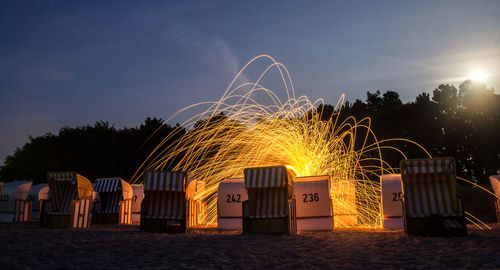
132 55 428 227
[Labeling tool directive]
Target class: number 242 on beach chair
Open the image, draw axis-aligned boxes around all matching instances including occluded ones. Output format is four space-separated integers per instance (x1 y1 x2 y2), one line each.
400 157 467 237
242 165 297 234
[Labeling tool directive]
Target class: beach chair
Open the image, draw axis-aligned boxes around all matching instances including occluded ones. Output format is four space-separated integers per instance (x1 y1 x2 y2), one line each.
186 178 207 228
242 165 297 234
400 157 467 236
27 184 49 220
140 170 187 233
0 181 33 222
131 184 144 224
294 175 334 231
217 178 247 230
489 175 500 223
93 178 133 224
380 174 404 229
43 172 93 228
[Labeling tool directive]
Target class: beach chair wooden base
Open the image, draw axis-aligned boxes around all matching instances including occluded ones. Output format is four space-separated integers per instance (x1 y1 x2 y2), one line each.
93 213 119 224
140 218 187 233
45 214 72 228
43 199 91 229
405 215 467 237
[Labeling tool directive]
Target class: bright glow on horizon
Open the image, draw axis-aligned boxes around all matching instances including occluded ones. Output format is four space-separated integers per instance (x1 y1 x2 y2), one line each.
469 70 485 82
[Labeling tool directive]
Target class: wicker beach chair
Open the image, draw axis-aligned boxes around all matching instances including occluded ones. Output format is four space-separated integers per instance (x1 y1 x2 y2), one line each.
0 181 33 222
489 175 500 223
140 170 187 233
93 178 133 224
294 175 334 231
43 172 93 228
400 157 467 236
217 178 247 230
242 165 297 234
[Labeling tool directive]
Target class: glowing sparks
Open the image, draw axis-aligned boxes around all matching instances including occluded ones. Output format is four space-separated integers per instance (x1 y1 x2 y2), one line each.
132 55 429 228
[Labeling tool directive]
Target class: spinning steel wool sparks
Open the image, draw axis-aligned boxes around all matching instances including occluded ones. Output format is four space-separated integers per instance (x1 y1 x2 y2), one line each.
132 55 430 227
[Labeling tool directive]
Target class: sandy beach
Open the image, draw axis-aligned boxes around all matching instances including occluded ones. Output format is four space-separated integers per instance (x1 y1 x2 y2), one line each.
0 223 499 269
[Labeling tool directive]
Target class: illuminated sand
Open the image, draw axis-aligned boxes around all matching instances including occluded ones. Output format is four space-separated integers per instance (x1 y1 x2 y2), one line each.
132 55 431 228
1 223 499 269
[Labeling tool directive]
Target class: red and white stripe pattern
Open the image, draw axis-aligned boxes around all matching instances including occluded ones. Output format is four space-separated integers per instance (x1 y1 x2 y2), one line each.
401 158 461 218
244 166 294 219
14 199 30 222
48 174 79 214
244 166 291 189
72 199 90 228
144 171 186 191
119 199 132 224
142 170 187 219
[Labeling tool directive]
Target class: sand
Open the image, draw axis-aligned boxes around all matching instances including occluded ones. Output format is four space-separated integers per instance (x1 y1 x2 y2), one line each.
0 223 499 269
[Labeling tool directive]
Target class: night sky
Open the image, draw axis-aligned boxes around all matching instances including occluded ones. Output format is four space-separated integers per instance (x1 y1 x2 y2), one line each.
1 1 499 163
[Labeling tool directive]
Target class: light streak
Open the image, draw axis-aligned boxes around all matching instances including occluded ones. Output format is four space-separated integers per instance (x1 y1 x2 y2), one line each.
131 55 462 228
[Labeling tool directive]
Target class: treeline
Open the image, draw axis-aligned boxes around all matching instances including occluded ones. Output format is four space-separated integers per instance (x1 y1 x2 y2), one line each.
1 80 499 185
0 118 185 184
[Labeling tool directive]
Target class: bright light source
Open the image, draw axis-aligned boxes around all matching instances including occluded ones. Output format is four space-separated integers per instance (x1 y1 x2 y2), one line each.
470 71 485 82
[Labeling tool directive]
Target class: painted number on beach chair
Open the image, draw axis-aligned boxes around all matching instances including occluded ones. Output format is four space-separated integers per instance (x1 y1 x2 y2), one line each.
226 194 241 203
392 192 402 202
302 193 319 203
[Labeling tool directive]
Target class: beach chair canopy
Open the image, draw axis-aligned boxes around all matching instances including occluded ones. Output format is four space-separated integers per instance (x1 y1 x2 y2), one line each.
244 165 295 189
142 171 186 219
94 178 133 199
47 172 93 213
0 181 32 201
294 175 332 218
144 171 186 192
93 178 132 214
244 166 296 219
401 158 460 218
0 181 33 213
217 178 247 218
28 184 50 201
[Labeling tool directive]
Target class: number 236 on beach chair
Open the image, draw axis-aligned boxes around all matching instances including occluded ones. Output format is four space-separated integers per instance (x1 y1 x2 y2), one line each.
400 157 467 237
140 170 187 233
242 165 297 234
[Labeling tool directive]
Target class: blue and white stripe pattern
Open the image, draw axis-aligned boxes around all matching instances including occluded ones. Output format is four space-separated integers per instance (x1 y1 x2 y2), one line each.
94 178 125 214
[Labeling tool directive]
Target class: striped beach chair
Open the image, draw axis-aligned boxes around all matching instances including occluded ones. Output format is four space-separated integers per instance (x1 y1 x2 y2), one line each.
400 157 467 236
43 172 93 228
93 178 133 224
140 170 187 233
242 165 297 234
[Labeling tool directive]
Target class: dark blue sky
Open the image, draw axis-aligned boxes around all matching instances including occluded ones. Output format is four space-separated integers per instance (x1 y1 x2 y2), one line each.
1 1 499 163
